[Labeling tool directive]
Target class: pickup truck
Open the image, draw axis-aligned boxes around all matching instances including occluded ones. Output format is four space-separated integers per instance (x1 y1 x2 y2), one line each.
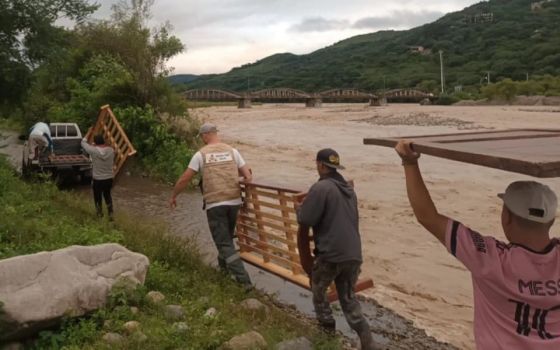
22 122 93 181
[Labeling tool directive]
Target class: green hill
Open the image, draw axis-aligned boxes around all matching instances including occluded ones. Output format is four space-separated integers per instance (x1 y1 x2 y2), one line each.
168 74 199 85
183 0 560 93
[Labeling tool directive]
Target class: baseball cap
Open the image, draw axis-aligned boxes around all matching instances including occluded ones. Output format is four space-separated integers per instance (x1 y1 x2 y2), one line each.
198 123 218 135
498 181 558 223
316 148 345 170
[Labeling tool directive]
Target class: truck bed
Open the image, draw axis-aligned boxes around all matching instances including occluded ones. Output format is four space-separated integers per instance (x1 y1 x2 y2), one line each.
52 139 83 155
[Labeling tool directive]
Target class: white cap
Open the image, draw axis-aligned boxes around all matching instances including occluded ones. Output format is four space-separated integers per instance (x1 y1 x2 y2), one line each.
498 181 558 223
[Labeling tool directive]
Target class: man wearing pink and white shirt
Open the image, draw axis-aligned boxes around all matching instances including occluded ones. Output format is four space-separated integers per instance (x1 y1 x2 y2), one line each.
395 140 560 350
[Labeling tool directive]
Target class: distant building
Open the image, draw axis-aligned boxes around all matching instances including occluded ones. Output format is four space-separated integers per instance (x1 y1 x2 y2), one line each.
409 46 432 55
532 0 553 11
463 12 494 24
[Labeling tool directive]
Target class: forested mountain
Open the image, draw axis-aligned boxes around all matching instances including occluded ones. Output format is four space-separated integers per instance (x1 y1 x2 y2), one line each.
179 0 560 93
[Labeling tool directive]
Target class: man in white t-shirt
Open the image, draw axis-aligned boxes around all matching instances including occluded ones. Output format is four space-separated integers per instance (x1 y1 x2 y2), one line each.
170 123 253 287
29 121 54 160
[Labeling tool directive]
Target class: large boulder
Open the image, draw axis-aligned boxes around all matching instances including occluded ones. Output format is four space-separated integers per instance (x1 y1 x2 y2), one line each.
220 331 267 350
0 244 149 341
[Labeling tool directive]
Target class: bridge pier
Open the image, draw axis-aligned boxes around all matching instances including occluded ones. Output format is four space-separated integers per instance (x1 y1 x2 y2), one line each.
238 98 252 108
370 96 387 106
305 97 322 108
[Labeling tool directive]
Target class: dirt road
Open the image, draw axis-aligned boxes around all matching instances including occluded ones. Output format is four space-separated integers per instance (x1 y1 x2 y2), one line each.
192 103 560 349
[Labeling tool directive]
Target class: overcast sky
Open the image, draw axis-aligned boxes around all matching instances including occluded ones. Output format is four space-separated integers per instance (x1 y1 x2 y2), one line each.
90 0 480 75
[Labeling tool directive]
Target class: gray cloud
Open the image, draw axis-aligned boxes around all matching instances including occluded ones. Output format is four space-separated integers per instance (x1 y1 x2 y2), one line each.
353 10 444 29
290 17 350 32
83 1 474 73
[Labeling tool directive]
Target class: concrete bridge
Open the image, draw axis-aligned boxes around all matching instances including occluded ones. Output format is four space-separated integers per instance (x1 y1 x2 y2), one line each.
183 88 430 108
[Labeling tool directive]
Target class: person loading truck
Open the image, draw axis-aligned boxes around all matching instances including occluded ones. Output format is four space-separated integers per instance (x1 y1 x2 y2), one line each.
29 121 54 160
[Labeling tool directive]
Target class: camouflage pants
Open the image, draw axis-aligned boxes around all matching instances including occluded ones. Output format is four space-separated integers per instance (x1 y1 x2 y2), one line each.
206 204 251 286
311 258 373 345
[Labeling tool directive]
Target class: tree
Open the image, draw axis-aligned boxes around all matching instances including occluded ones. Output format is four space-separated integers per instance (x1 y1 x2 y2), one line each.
0 0 98 114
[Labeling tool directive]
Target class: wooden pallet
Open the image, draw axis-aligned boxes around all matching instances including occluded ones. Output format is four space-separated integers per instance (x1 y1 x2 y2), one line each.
238 180 374 302
364 129 560 178
86 105 137 176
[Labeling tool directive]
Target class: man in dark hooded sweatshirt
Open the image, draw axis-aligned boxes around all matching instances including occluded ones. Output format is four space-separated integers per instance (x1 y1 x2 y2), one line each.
296 148 376 350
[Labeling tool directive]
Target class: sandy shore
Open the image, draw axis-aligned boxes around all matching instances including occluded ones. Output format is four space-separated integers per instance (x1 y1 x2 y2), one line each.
192 103 560 350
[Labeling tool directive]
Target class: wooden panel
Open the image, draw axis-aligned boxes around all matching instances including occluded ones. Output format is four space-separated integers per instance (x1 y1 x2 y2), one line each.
238 180 374 302
364 129 560 178
86 105 137 177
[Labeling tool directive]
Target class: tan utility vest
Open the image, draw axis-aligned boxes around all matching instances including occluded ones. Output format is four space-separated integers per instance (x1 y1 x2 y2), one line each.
200 143 241 204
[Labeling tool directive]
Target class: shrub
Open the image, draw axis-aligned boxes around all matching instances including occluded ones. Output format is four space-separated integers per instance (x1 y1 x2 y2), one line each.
115 106 199 182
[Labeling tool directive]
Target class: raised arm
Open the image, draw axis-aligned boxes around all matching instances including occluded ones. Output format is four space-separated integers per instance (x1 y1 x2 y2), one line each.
395 140 448 244
81 138 98 156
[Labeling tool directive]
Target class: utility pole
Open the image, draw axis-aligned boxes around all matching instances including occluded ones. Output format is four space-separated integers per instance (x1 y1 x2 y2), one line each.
439 50 445 94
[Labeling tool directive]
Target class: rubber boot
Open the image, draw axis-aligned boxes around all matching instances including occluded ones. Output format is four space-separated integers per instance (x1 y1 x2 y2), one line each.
357 325 377 350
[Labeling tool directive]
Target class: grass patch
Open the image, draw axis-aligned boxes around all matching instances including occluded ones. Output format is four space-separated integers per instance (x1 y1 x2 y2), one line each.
0 157 340 349
0 117 23 132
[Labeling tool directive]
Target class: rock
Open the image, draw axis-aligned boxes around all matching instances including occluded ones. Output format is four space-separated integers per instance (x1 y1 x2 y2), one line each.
130 306 139 315
1 343 24 350
172 321 189 334
0 244 149 341
239 298 269 313
103 320 114 329
204 307 217 318
221 331 267 350
274 337 313 350
123 320 141 334
146 291 165 304
102 332 125 345
165 304 185 321
130 331 147 342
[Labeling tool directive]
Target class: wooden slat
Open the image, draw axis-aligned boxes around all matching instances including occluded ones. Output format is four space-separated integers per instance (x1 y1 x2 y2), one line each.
247 188 296 202
364 129 560 178
238 242 300 269
279 191 299 274
247 186 269 262
244 207 298 226
237 222 296 247
238 214 298 236
238 233 300 260
244 197 292 211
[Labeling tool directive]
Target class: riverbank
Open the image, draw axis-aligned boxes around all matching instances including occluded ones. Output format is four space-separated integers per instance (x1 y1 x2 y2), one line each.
0 126 455 349
0 157 341 349
192 102 560 349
